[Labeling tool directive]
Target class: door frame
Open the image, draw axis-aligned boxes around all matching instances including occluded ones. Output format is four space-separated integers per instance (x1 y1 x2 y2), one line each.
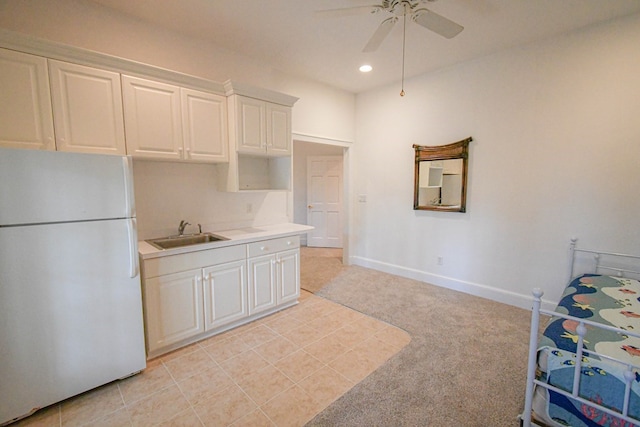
291 133 350 265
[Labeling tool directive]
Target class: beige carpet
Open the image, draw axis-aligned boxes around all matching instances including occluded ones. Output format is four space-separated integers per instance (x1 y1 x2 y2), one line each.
301 248 531 427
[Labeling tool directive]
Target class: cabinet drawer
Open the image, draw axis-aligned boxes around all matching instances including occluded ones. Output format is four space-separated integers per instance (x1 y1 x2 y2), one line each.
143 244 246 278
247 235 300 258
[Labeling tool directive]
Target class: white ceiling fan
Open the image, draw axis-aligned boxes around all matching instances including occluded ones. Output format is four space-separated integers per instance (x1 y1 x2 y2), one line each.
317 0 464 53
317 0 464 95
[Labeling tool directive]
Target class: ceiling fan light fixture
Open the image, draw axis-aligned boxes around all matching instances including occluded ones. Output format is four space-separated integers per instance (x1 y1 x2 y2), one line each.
316 0 464 97
359 64 373 72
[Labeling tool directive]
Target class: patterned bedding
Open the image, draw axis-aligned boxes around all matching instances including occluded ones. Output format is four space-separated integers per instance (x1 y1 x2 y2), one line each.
536 274 640 427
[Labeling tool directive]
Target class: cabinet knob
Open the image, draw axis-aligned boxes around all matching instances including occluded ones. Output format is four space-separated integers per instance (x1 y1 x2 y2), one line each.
307 205 313 209
260 246 266 251
287 241 292 246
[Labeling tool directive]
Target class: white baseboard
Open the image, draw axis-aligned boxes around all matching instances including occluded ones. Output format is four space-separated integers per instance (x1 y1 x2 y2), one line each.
349 255 558 312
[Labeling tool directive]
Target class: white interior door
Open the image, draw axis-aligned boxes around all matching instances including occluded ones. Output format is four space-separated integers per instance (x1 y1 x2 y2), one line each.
307 156 343 248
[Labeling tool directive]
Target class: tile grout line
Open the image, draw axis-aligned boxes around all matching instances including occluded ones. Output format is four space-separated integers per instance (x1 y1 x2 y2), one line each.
169 359 207 427
113 381 134 427
17 291 409 427
215 300 341 426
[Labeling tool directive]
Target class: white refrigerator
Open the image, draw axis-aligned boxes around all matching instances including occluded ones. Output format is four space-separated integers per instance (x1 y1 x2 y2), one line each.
0 148 146 425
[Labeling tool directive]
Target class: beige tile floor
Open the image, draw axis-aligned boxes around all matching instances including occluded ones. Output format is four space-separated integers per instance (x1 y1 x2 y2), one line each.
12 290 410 427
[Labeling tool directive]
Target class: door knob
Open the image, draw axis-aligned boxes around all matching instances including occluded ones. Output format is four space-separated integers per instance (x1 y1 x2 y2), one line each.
308 205 313 209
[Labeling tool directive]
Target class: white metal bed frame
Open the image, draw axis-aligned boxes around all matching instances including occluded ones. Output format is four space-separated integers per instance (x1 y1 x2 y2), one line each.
520 238 640 427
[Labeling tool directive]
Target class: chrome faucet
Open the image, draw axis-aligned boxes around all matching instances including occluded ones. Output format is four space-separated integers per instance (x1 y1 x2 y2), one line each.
178 220 190 236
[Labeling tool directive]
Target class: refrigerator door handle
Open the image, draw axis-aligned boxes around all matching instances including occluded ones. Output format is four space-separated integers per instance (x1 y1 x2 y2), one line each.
127 218 140 278
122 156 136 218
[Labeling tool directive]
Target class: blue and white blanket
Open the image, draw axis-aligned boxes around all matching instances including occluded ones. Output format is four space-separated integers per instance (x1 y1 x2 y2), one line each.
537 275 640 427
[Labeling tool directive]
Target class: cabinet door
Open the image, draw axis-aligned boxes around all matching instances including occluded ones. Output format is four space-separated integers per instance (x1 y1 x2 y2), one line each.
266 103 291 156
247 254 277 315
203 260 247 330
122 75 183 160
144 269 204 353
235 95 266 155
181 88 228 162
0 49 55 150
48 60 126 155
277 248 300 305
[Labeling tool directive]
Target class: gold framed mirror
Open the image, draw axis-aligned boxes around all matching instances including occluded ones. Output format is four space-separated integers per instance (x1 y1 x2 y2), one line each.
413 137 472 212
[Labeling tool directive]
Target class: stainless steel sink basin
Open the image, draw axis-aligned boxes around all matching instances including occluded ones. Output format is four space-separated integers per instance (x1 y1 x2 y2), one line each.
146 233 228 250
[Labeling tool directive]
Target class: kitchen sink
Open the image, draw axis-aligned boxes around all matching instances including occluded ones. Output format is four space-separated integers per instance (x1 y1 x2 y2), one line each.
146 233 228 250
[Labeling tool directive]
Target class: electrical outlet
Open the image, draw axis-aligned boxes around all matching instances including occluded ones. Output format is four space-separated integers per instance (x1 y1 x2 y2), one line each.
358 194 367 202
437 256 444 265
246 203 253 213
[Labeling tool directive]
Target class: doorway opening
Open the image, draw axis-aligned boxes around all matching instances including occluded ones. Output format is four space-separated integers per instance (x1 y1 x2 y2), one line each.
292 139 348 292
292 140 346 247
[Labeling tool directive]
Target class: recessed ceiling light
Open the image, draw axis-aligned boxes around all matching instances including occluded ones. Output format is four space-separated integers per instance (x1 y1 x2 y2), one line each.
359 64 373 73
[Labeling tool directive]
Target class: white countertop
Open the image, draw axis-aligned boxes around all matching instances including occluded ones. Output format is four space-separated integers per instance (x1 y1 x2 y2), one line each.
138 223 314 260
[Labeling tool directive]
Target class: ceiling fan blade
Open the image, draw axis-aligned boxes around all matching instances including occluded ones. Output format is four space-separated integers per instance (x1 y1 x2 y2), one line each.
412 8 464 39
315 5 382 18
363 17 397 52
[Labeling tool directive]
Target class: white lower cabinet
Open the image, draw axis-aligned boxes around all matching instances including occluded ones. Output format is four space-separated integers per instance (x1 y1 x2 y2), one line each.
142 244 246 357
247 236 300 315
141 237 300 358
145 269 204 353
247 254 277 314
277 248 300 306
203 259 247 330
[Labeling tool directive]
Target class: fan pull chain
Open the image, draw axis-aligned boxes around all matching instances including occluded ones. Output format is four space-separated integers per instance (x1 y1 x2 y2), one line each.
400 6 407 96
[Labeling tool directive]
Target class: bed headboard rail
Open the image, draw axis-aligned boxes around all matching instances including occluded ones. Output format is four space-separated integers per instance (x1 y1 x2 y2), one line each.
569 238 640 281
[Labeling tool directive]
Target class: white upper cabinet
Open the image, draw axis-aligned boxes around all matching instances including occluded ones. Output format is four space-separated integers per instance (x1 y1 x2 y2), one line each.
0 48 55 151
122 75 182 160
234 95 265 155
266 103 292 156
1 36 296 164
220 81 298 192
231 95 291 156
48 60 126 155
181 88 228 163
123 75 228 162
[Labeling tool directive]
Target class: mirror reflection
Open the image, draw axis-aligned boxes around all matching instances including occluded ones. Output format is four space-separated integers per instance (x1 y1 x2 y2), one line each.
413 137 472 212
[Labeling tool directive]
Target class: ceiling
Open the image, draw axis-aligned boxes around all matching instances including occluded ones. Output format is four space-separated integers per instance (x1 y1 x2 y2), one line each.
88 0 640 94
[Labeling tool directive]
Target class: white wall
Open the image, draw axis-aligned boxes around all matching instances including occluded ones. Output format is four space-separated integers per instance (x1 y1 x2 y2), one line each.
132 160 289 239
351 13 640 309
0 0 355 239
